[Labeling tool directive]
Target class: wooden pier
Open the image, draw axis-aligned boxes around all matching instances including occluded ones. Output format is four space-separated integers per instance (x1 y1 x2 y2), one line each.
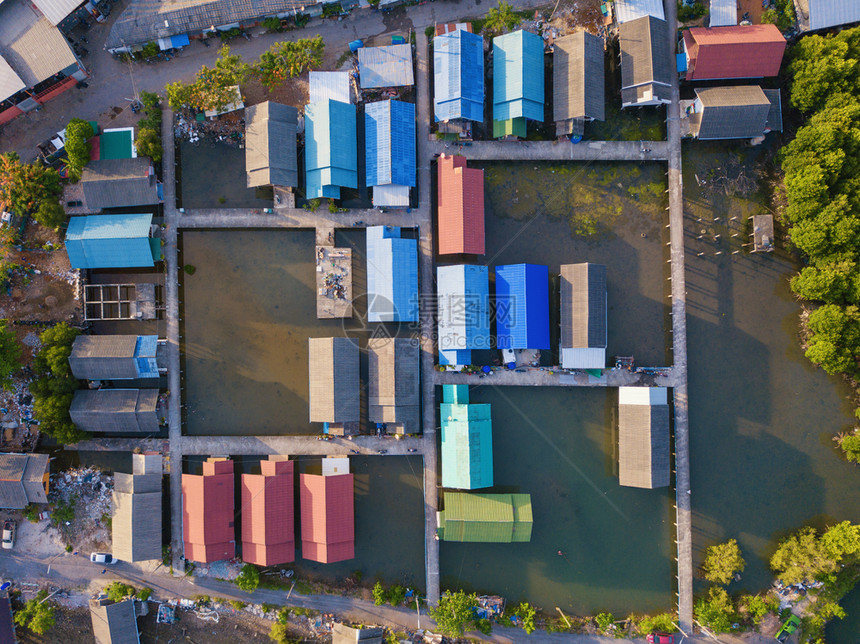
315 238 352 319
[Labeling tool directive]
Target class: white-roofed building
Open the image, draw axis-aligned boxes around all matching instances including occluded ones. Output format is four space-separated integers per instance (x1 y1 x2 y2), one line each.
794 0 860 31
614 0 665 23
31 0 85 25
708 0 737 25
309 71 352 104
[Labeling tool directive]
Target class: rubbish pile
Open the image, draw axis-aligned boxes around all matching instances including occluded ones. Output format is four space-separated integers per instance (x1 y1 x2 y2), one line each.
174 110 246 146
48 467 113 550
323 272 347 299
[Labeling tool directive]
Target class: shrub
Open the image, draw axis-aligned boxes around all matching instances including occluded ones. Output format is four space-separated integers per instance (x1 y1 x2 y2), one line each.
183 264 196 275
0 320 22 392
105 582 135 602
595 612 615 633
14 589 55 635
33 201 66 230
64 118 94 181
135 128 163 162
137 587 152 601
372 581 387 606
638 612 675 634
229 600 246 610
694 587 735 634
235 564 260 592
515 602 537 635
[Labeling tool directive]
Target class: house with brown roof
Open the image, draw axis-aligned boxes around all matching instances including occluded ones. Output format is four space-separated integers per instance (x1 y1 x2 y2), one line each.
552 31 605 137
437 155 485 255
0 453 49 509
300 458 354 563
241 456 295 566
112 453 162 562
619 15 672 107
90 597 140 644
684 86 782 140
182 458 235 563
681 25 786 81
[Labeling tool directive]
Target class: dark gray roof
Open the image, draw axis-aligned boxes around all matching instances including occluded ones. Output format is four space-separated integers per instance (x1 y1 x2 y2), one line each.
81 159 159 210
619 16 672 106
113 471 162 561
90 598 140 644
367 338 420 433
69 335 139 380
560 263 607 349
0 591 13 644
0 453 49 509
553 32 605 122
618 403 670 488
0 0 77 88
308 337 360 423
106 0 311 49
69 389 160 433
245 101 299 188
763 88 782 132
692 86 770 139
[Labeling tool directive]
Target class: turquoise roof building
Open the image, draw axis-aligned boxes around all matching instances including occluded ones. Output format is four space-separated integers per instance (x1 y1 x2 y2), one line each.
492 30 545 137
65 213 159 269
304 99 358 199
440 385 493 489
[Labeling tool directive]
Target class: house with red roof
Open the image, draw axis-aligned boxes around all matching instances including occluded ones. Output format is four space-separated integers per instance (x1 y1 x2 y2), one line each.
299 458 354 563
241 457 295 566
182 458 235 563
437 154 485 256
681 25 786 81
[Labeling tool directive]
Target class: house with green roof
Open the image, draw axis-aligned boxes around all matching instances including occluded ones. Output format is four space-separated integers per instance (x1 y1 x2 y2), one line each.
440 385 493 489
65 213 160 269
438 492 533 542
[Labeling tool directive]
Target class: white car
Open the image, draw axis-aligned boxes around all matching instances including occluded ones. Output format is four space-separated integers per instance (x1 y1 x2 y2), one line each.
90 552 117 565
1 521 15 550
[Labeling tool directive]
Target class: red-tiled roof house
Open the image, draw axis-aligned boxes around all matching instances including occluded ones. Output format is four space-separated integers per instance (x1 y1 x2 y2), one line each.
437 155 485 255
182 458 235 562
299 458 354 563
241 456 295 566
682 25 786 81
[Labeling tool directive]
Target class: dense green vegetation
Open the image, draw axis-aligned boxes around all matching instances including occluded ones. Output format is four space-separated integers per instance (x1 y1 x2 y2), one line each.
135 92 163 162
235 564 260 592
0 320 21 391
702 538 746 585
0 152 63 233
105 582 135 602
30 323 86 444
761 0 796 30
428 590 479 637
481 1 522 36
256 37 325 89
64 118 94 180
677 1 707 22
14 589 55 635
780 27 860 445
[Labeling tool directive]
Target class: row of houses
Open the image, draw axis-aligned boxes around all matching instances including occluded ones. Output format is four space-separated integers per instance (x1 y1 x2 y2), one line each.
182 456 355 565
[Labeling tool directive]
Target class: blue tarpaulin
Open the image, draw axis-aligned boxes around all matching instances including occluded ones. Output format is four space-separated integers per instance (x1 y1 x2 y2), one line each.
171 34 190 48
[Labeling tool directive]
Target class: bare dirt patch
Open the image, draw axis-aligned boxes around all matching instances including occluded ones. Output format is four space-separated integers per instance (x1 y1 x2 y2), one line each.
547 0 604 35
243 76 309 110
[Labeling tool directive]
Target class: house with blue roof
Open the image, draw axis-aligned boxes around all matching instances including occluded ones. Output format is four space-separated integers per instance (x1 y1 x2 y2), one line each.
437 264 491 366
492 30 545 138
364 100 415 208
65 213 160 269
434 29 484 123
304 99 358 200
440 384 493 489
495 263 550 350
366 226 418 322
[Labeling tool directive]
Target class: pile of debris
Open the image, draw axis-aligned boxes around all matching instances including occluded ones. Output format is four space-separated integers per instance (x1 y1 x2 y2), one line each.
174 110 246 146
48 467 113 551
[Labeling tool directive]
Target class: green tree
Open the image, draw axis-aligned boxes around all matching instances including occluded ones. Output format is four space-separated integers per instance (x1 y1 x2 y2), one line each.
428 590 478 637
64 118 94 180
638 613 675 634
269 621 295 643
739 594 777 625
788 28 860 113
0 152 62 215
165 81 194 110
256 36 325 89
30 323 86 444
33 200 66 230
482 1 521 36
805 305 860 376
515 602 536 634
771 526 838 584
14 589 56 635
388 584 405 606
694 587 734 634
105 582 135 602
135 128 163 162
836 429 860 462
235 564 260 592
791 262 860 304
372 581 387 606
0 320 22 391
594 612 615 633
702 538 746 585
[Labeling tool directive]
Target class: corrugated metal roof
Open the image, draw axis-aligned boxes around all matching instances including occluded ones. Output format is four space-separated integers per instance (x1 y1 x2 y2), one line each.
69 334 158 380
304 99 357 199
81 158 159 209
614 0 664 23
113 470 162 562
0 592 13 644
683 25 785 80
299 473 354 563
763 88 782 132
708 0 737 26
437 155 485 255
358 43 414 88
308 337 359 423
691 86 770 139
309 71 351 104
494 263 550 350
90 599 140 644
437 264 491 359
368 337 420 433
618 386 670 488
0 1 77 88
241 458 294 566
553 31 605 123
372 183 410 207
0 55 25 103
560 263 607 350
364 100 415 188
492 30 544 123
245 101 298 188
807 0 860 30
0 453 49 509
70 388 159 433
366 226 418 322
619 16 672 107
440 385 493 489
439 492 533 542
433 29 484 122
182 458 235 563
66 213 156 269
332 624 384 644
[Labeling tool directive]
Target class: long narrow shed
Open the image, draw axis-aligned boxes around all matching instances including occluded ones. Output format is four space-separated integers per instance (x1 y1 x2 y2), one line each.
244 101 298 188
364 100 415 207
182 458 235 563
112 453 162 562
619 16 672 107
65 214 159 269
308 337 360 423
304 99 357 199
560 263 607 369
494 264 550 350
437 264 491 366
69 334 159 380
368 338 420 434
242 456 295 566
69 388 159 433
492 30 544 137
366 226 418 322
437 154 485 255
300 459 354 563
440 385 493 489
618 387 671 489
438 492 532 542
553 31 605 130
614 0 665 22
433 29 484 122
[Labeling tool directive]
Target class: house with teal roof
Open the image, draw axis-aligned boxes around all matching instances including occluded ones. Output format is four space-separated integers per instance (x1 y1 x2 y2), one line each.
304 99 358 200
65 213 160 269
440 384 493 489
492 30 545 138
